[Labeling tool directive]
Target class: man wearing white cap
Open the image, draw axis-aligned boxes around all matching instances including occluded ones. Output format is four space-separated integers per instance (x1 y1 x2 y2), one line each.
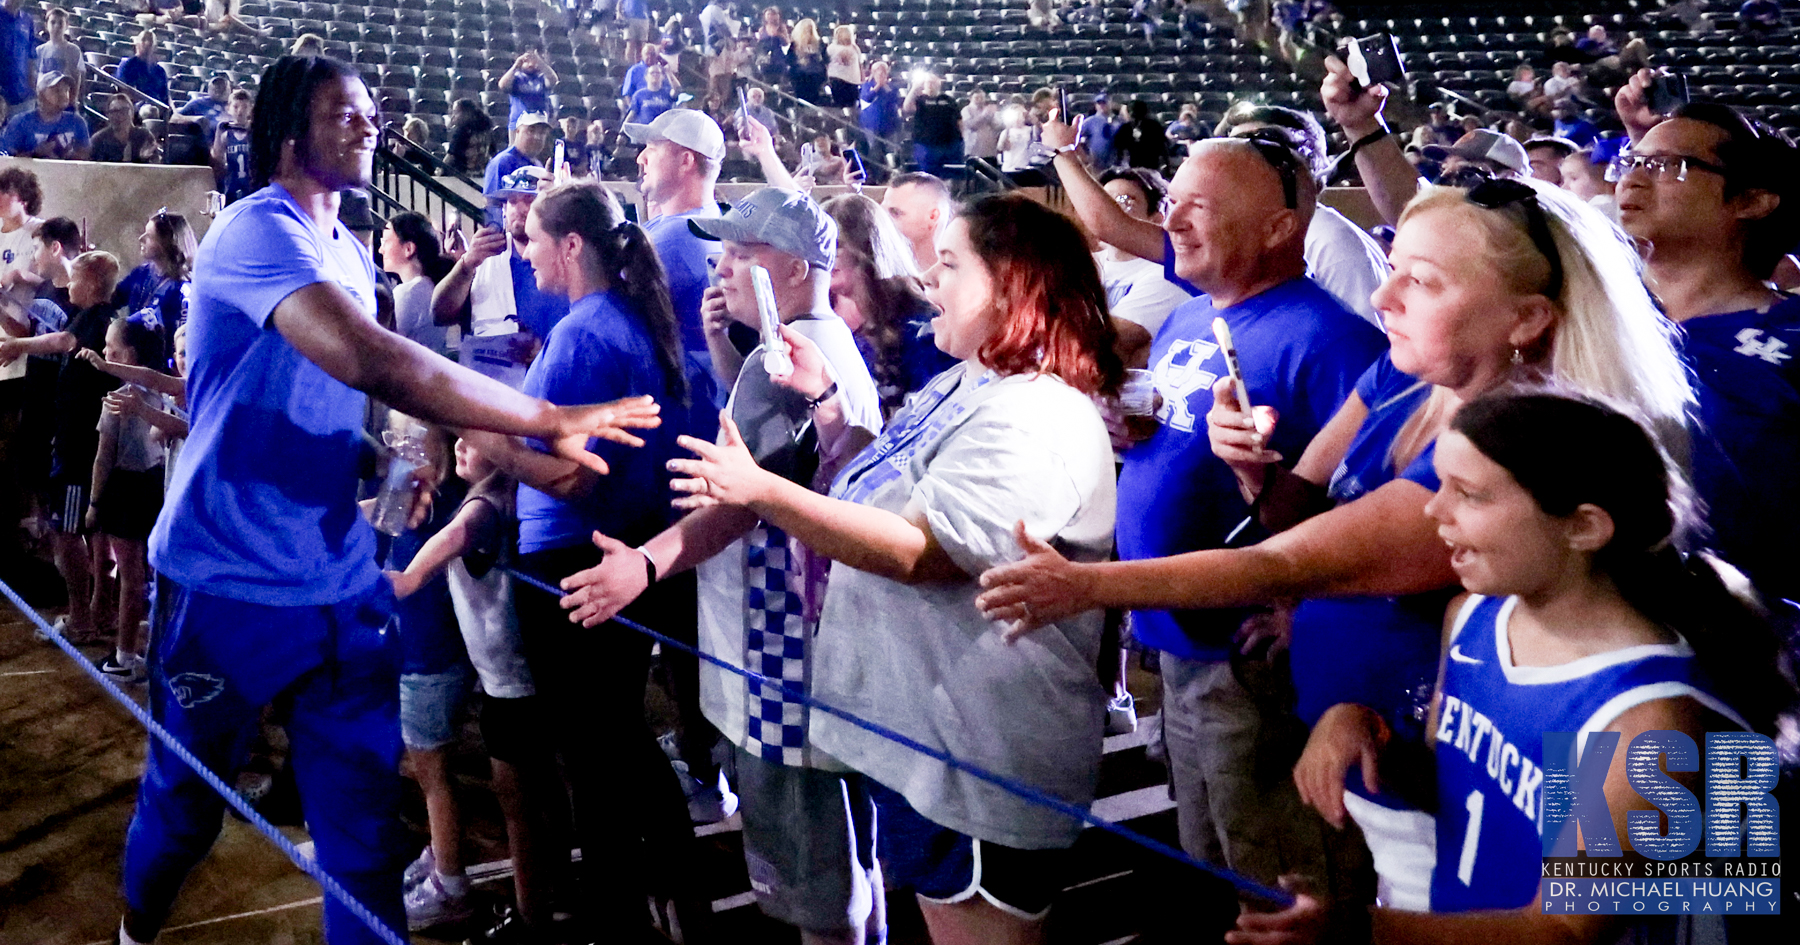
479 110 551 227
0 71 88 159
430 165 568 366
625 108 730 382
558 188 885 945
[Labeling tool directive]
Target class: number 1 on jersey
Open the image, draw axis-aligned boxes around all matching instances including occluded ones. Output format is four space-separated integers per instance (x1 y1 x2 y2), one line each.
1457 789 1484 886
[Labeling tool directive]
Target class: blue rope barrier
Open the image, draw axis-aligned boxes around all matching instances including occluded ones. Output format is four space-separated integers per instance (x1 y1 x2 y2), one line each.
505 567 1298 907
0 578 410 945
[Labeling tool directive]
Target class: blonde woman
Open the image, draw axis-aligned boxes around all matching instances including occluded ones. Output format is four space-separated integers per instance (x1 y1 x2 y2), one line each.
789 18 828 104
826 24 863 109
979 180 1692 911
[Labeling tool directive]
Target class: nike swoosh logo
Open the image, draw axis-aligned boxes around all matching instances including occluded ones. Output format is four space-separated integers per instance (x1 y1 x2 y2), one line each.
1450 645 1482 665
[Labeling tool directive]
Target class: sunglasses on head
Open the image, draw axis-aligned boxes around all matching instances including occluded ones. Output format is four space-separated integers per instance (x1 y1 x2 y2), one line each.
1237 129 1302 210
1464 177 1564 301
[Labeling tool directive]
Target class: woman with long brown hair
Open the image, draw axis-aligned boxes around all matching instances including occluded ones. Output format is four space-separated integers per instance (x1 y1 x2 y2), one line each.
822 193 958 417
653 193 1124 945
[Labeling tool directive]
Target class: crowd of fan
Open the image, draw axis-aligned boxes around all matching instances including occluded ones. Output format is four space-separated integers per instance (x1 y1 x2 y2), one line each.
0 6 1798 945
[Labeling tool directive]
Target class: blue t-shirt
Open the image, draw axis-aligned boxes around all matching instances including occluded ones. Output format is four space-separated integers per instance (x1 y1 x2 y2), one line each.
516 290 681 554
628 87 673 125
149 183 384 606
0 109 89 158
1288 353 1451 738
481 145 539 227
621 0 649 19
115 263 187 358
508 250 569 340
1430 595 1740 912
115 56 169 105
644 203 723 354
1117 278 1387 661
218 126 254 202
859 82 902 138
1079 112 1116 166
507 69 550 130
621 61 651 102
1677 296 1800 604
178 94 227 139
0 8 35 106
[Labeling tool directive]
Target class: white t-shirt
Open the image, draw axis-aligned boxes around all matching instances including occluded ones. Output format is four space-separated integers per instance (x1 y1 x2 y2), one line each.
697 313 884 768
1544 75 1578 101
810 367 1116 849
1304 205 1391 329
0 221 38 381
394 275 449 356
826 43 862 84
466 244 521 338
998 126 1034 172
1097 251 1191 338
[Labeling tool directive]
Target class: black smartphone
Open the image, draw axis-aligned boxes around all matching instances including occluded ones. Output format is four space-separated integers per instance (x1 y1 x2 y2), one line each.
1337 32 1406 96
1057 86 1070 124
846 147 867 180
1648 73 1689 115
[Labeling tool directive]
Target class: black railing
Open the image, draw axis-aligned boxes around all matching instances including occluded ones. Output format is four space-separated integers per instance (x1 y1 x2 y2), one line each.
372 124 483 229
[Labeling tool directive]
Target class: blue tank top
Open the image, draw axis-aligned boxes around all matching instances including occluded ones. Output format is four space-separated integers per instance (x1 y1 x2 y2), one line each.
1429 595 1744 912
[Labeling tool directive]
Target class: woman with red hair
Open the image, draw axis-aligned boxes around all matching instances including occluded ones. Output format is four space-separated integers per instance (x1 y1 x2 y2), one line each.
658 193 1123 944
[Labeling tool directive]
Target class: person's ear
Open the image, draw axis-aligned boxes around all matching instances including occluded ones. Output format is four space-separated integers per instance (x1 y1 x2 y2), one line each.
1262 208 1301 251
1508 293 1557 352
1565 503 1615 554
1730 188 1781 225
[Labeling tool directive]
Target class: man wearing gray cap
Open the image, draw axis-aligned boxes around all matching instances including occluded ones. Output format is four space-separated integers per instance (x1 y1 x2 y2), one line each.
0 70 87 159
557 188 887 945
1421 127 1529 184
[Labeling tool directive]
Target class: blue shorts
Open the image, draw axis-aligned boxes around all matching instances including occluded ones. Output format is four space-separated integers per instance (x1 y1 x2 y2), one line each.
400 664 470 750
868 781 1071 921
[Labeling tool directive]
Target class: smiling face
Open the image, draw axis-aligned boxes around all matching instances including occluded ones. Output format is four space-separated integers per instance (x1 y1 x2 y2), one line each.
923 217 998 361
502 193 535 242
37 79 72 115
1163 143 1288 295
292 75 379 190
1426 431 1587 597
103 319 135 366
520 205 571 297
106 97 133 129
1370 206 1539 395
379 223 413 275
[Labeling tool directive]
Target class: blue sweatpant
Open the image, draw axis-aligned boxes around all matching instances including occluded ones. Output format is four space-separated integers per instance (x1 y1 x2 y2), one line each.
122 574 407 945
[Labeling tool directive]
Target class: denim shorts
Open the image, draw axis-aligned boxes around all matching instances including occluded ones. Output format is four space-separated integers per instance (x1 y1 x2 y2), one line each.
399 664 470 750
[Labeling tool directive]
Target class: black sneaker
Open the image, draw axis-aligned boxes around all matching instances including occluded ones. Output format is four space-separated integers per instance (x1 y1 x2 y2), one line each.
95 653 147 684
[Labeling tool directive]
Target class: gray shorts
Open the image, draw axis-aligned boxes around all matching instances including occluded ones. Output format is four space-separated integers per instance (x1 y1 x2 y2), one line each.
624 17 651 42
734 745 882 935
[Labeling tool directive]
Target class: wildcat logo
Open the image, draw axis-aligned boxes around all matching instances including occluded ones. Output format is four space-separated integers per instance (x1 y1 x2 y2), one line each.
1733 328 1791 366
167 673 226 709
1151 338 1220 433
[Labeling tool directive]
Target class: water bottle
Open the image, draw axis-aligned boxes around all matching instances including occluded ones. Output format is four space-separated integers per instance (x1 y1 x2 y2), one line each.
370 421 429 536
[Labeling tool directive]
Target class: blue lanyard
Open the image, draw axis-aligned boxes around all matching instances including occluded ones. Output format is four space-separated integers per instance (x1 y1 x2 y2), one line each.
835 368 986 500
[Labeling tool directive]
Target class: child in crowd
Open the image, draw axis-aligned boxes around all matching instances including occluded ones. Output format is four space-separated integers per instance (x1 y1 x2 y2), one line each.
388 436 560 939
77 322 189 495
83 314 167 682
211 90 254 205
0 251 123 643
1248 390 1792 942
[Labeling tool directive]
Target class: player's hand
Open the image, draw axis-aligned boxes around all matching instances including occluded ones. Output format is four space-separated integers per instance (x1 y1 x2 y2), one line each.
1226 876 1327 945
559 530 651 627
1292 702 1389 829
544 396 663 475
1320 54 1389 140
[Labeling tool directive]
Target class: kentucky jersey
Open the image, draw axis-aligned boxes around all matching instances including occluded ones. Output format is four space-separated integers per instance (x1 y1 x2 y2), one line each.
1430 595 1745 912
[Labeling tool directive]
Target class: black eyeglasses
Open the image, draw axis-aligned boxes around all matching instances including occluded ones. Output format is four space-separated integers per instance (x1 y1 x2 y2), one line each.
1238 129 1301 210
1465 178 1564 301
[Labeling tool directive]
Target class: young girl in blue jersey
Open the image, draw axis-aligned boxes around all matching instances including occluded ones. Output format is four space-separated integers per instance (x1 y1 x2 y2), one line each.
1234 389 1794 945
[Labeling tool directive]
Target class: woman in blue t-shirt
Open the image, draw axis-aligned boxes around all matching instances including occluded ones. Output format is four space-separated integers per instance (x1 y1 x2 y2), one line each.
1241 390 1791 943
455 179 707 939
978 180 1695 907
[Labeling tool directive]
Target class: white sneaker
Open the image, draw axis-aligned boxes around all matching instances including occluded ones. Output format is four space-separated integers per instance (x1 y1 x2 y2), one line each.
401 844 435 893
1105 692 1139 736
404 871 474 931
671 759 739 825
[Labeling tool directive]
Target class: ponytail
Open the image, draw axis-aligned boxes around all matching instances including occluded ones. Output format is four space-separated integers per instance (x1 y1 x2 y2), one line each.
532 181 688 407
1612 548 1793 737
1453 387 1798 736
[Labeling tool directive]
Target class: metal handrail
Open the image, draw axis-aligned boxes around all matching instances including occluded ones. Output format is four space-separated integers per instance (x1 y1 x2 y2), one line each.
371 127 483 224
82 61 171 115
963 155 1017 192
379 122 483 193
743 74 910 158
